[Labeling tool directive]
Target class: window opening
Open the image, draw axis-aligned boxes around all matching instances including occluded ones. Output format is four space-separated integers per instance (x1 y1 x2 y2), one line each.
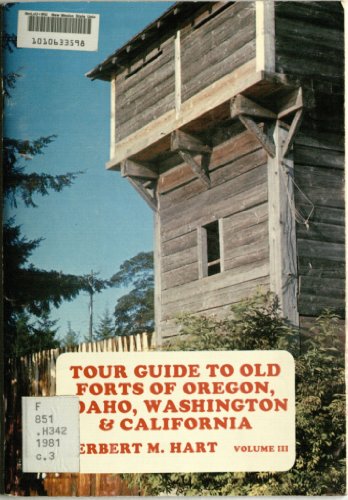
200 220 222 277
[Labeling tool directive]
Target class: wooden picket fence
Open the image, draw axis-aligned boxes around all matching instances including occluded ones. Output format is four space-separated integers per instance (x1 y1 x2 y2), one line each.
5 332 154 496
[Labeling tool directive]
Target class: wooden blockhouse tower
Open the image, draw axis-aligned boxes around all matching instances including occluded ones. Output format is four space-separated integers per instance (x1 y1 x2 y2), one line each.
88 1 345 342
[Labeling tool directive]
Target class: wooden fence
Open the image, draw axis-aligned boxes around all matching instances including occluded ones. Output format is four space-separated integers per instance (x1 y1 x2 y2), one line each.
5 332 154 496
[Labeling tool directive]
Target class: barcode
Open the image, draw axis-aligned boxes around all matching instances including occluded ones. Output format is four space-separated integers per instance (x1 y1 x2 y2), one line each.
18 10 99 51
27 15 92 35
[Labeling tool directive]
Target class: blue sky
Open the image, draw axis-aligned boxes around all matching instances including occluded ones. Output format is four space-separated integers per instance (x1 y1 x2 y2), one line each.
4 2 172 341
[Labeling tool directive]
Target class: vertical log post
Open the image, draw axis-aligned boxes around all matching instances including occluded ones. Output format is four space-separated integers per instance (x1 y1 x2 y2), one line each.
110 73 116 159
255 0 275 73
154 209 163 345
268 122 299 325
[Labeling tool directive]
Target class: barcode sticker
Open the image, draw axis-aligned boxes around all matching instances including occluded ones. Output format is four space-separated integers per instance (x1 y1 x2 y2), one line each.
17 10 99 51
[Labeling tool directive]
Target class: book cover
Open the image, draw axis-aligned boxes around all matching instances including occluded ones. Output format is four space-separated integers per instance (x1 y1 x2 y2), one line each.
2 1 346 496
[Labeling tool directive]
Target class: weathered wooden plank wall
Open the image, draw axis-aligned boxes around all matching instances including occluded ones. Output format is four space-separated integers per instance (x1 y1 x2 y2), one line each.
114 2 256 144
5 333 153 496
275 2 343 80
116 35 175 141
158 130 270 337
181 2 256 101
295 130 345 317
275 1 345 318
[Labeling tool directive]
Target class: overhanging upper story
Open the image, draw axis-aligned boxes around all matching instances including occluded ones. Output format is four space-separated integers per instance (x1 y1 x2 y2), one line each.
87 1 343 190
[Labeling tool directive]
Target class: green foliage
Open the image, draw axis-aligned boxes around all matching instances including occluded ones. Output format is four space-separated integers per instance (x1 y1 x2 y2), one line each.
95 308 115 340
111 252 154 336
3 220 78 356
32 312 60 350
3 220 87 356
10 312 60 357
80 271 110 295
166 291 297 353
3 132 85 357
4 136 82 208
4 221 89 314
3 69 21 99
125 292 345 496
111 251 153 289
2 4 18 98
3 31 88 358
61 322 80 348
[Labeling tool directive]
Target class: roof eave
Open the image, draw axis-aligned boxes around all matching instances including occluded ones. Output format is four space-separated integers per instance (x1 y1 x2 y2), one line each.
86 2 210 81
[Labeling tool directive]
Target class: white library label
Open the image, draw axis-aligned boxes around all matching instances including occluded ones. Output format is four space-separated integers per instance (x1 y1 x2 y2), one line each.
17 11 99 51
22 396 80 472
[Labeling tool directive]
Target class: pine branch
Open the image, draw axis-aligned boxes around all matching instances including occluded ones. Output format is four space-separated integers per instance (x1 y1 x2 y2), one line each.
4 136 83 207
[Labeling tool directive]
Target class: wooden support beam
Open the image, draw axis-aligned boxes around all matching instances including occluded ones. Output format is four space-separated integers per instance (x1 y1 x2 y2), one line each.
170 129 212 188
126 177 157 211
281 109 303 158
277 87 304 158
175 30 181 118
178 151 211 189
231 88 304 161
239 115 276 158
171 130 212 154
231 94 277 120
278 87 303 119
255 0 275 73
143 180 154 189
268 122 299 326
154 210 162 345
121 159 158 180
110 74 116 159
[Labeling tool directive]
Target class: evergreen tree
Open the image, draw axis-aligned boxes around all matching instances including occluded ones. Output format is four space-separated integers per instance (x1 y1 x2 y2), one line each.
2 4 19 99
95 308 115 340
31 311 60 352
2 26 88 357
61 322 80 348
111 252 154 336
3 215 87 357
9 311 60 357
10 312 34 358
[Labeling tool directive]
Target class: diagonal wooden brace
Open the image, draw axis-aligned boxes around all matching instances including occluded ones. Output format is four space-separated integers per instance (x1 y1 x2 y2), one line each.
281 109 303 158
231 88 304 160
239 115 276 158
126 176 157 211
277 87 303 119
277 88 304 158
171 130 211 189
178 150 211 189
121 159 158 211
